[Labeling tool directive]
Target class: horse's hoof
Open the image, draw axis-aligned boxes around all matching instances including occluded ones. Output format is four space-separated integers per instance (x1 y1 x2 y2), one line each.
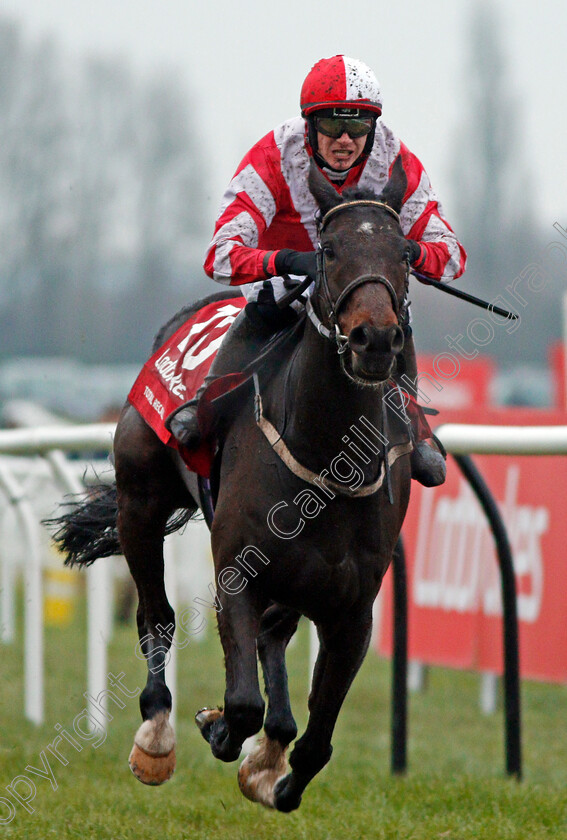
195 707 223 743
129 712 176 785
273 774 302 813
237 737 288 809
128 743 176 785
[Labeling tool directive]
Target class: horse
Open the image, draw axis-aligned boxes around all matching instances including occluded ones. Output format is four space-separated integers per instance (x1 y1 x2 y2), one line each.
51 158 414 812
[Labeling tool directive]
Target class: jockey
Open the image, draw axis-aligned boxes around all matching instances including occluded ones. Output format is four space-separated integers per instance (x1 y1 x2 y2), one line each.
169 55 467 487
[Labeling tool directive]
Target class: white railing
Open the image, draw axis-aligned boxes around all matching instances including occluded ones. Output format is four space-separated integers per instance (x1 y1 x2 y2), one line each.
436 423 567 455
2 421 566 727
0 423 116 456
0 423 212 731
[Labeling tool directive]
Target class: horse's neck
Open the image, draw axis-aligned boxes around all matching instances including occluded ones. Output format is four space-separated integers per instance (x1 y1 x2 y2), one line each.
278 322 385 472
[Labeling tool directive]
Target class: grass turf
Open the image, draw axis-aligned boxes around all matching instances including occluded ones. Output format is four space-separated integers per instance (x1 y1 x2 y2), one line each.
0 582 566 839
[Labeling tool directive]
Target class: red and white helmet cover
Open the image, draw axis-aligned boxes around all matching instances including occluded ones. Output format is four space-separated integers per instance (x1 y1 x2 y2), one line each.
300 55 382 117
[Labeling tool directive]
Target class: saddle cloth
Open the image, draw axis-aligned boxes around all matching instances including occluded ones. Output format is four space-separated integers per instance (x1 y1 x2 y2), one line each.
128 298 247 477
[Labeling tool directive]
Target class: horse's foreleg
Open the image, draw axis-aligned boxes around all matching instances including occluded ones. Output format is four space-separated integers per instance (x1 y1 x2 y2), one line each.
196 587 266 763
308 628 329 712
237 605 300 808
273 610 373 812
257 604 300 745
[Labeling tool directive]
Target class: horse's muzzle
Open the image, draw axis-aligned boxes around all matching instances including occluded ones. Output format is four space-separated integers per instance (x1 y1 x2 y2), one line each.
348 323 404 380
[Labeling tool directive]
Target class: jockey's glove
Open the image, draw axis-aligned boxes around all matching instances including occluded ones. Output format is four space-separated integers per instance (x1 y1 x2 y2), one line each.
274 249 318 281
406 239 424 267
245 281 297 332
406 239 434 284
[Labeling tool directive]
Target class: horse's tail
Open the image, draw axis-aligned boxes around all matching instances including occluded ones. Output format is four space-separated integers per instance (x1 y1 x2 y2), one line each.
46 483 122 567
46 483 197 568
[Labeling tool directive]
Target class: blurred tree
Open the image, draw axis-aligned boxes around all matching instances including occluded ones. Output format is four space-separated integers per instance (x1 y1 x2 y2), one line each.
22 38 73 356
0 19 25 337
0 18 208 365
0 24 72 355
453 1 523 290
125 71 208 360
413 2 557 369
66 58 133 360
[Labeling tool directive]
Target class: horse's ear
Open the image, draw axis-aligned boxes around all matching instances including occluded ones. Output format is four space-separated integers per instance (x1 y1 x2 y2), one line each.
308 159 342 216
379 155 407 215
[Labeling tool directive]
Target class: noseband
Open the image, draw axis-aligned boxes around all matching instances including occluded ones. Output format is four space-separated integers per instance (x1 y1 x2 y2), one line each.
306 199 410 354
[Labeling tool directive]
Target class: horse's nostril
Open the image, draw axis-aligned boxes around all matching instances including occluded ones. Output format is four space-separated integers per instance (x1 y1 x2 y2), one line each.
348 325 371 354
349 323 404 355
390 325 405 355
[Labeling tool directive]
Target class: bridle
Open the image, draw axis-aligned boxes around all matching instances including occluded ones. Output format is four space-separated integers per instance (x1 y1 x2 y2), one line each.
305 199 410 356
253 197 415 497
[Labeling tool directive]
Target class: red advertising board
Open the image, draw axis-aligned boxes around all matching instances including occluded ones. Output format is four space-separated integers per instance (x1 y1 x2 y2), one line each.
550 342 567 409
416 355 494 409
377 408 567 683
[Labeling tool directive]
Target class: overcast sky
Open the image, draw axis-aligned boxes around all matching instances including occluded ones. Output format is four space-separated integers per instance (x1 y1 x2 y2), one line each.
0 0 564 235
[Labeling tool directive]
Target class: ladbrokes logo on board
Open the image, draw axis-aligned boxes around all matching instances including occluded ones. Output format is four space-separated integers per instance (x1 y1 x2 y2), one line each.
413 465 548 623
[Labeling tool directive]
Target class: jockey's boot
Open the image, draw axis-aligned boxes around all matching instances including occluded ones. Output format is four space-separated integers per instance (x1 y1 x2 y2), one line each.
167 304 292 450
395 334 446 487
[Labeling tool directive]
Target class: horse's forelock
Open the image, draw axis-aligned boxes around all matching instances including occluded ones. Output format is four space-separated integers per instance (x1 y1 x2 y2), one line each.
341 185 379 203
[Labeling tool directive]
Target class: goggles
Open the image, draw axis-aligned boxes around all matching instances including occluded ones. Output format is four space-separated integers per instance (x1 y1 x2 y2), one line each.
314 116 374 139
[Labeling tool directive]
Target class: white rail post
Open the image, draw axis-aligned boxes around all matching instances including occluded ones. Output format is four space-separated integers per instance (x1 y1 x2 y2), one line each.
480 672 500 715
46 449 113 726
0 461 44 724
86 560 112 723
0 511 16 643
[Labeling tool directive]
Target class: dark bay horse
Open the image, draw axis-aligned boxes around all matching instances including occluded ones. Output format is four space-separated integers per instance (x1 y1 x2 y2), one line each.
52 159 414 812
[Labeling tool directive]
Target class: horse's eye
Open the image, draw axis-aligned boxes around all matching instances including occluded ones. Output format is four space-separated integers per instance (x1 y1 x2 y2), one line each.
323 244 335 259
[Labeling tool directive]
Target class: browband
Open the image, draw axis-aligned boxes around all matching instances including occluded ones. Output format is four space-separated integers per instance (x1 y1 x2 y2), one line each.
320 200 400 231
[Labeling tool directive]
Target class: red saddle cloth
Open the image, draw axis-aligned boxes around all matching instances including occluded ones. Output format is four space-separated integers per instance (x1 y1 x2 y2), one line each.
128 298 247 477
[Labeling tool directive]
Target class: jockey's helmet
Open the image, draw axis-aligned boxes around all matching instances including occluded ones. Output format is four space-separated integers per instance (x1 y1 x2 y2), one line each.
300 56 382 169
300 55 382 118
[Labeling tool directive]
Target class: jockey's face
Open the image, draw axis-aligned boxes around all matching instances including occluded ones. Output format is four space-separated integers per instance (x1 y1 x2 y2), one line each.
317 131 366 171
